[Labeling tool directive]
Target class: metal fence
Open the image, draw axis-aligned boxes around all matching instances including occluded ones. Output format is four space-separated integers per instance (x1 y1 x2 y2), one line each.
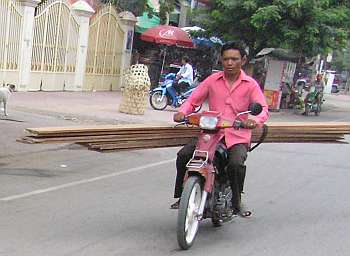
29 0 79 90
0 0 23 84
0 0 132 90
84 4 124 91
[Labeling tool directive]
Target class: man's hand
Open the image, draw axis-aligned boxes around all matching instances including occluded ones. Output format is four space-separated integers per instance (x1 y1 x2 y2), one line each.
242 119 257 129
173 112 185 122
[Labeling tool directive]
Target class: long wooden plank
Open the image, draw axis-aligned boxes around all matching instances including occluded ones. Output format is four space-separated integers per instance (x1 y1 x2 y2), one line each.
85 138 347 152
25 124 196 135
18 132 200 144
25 122 350 136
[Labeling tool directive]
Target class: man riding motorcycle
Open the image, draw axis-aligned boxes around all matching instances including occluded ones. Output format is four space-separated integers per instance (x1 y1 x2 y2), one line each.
165 56 194 108
174 56 194 95
171 41 269 217
302 74 324 115
312 73 325 104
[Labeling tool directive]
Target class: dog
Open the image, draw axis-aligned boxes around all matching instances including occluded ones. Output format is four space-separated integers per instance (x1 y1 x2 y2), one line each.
0 84 15 116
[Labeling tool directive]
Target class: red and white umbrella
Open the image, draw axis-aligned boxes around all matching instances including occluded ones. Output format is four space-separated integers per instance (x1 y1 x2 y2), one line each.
141 25 194 48
140 25 194 75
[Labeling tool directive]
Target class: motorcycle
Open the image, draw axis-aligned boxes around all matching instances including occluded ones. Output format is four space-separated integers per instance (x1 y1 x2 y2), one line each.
175 103 267 250
149 73 201 112
304 87 322 116
292 87 305 115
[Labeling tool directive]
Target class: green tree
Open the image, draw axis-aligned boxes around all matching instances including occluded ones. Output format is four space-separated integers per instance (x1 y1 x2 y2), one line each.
105 0 151 16
332 44 350 72
159 0 176 25
197 0 350 61
104 0 176 25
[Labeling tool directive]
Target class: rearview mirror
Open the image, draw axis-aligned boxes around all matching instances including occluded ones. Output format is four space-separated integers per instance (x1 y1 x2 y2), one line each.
249 103 263 116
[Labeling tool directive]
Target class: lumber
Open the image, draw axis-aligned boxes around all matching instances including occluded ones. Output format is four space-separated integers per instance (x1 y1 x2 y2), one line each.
18 122 350 152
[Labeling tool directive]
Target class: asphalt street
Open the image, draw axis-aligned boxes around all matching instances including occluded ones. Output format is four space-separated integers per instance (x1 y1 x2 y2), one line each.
0 92 350 255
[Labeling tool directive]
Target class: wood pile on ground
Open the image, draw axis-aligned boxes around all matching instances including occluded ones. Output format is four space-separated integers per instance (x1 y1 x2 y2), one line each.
17 122 350 152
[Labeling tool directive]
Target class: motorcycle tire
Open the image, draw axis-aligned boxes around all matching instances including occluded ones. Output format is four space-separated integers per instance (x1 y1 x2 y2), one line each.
305 105 310 116
149 91 168 110
177 176 202 250
293 104 302 115
211 212 222 227
315 103 321 116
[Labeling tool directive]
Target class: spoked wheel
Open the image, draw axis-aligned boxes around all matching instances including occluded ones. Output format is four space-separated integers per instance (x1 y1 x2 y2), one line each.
315 103 321 116
293 104 300 114
211 213 222 227
149 91 168 110
305 105 310 116
177 176 202 250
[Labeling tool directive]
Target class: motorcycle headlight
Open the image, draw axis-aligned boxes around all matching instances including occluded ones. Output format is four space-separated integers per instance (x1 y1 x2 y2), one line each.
199 116 218 130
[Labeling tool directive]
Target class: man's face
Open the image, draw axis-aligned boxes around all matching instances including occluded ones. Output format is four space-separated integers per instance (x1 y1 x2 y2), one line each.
221 49 246 75
181 59 186 65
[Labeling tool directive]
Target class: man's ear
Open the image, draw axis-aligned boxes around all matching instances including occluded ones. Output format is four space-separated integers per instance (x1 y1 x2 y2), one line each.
242 55 247 66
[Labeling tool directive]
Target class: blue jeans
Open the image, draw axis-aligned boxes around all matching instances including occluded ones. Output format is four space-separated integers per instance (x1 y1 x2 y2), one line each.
167 86 178 107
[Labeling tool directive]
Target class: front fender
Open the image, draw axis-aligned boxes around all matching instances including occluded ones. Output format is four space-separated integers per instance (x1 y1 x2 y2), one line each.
151 87 167 95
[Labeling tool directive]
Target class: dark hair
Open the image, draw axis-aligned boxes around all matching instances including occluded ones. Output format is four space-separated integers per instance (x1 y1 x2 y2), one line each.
182 56 190 63
7 84 15 91
220 41 247 58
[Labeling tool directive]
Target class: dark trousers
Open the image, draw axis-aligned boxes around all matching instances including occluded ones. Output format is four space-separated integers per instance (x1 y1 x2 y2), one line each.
174 81 190 95
174 140 248 210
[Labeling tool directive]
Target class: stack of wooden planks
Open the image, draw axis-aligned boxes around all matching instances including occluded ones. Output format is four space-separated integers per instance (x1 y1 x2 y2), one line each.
18 122 350 152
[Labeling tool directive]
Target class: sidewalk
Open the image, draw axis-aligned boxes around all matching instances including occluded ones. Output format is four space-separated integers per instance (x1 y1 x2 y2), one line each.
8 91 177 125
6 91 350 125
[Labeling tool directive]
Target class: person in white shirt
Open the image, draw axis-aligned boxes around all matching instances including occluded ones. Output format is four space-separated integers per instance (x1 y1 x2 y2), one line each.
174 56 193 95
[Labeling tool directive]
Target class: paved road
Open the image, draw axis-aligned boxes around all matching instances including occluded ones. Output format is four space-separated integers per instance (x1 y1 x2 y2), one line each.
0 92 350 255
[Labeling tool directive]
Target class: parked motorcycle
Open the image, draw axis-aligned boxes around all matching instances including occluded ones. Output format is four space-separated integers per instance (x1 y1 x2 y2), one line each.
292 87 305 115
175 103 267 250
149 73 201 111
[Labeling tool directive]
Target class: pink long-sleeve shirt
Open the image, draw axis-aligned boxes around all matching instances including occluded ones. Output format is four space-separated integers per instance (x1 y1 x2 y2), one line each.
179 70 269 148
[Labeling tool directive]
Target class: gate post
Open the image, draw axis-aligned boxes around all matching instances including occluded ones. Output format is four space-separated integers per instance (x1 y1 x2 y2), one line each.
118 11 137 90
17 0 40 91
72 0 94 91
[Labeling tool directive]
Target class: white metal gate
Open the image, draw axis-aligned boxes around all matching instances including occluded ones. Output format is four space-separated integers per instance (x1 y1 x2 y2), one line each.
30 0 79 91
0 0 23 85
84 4 124 91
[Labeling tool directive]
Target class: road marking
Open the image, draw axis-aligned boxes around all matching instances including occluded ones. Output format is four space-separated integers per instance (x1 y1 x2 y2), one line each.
0 158 175 202
329 117 350 122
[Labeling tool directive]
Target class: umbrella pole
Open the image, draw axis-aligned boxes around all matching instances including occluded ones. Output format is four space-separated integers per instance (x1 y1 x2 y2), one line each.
160 47 167 75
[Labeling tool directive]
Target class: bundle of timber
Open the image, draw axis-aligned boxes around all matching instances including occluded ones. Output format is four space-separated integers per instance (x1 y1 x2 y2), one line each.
17 122 350 152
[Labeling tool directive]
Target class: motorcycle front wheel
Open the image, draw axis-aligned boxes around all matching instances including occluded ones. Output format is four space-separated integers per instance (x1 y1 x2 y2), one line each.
177 176 202 250
149 91 168 110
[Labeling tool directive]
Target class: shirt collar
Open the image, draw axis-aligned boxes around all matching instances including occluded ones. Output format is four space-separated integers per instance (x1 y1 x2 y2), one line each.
216 70 249 82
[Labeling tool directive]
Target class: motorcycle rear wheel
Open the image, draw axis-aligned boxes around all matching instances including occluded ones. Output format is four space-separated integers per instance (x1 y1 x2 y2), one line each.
149 91 168 110
177 176 202 250
305 105 311 116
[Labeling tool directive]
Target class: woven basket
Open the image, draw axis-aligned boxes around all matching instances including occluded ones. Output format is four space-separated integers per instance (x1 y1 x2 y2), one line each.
119 64 151 115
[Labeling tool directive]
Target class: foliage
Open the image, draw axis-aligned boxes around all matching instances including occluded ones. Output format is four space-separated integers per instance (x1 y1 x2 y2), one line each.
159 0 176 24
197 0 350 60
100 0 150 16
331 44 350 72
104 0 176 25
